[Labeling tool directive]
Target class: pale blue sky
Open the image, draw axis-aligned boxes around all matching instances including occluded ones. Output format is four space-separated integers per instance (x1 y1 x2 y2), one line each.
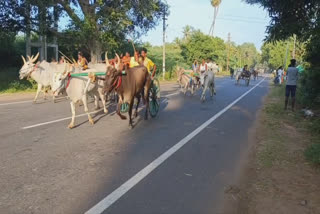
140 0 270 50
59 0 270 50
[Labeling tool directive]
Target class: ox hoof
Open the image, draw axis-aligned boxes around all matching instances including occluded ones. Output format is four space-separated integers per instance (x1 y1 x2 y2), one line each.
104 109 108 114
68 124 74 129
89 119 95 125
120 116 127 120
128 124 133 130
134 111 138 118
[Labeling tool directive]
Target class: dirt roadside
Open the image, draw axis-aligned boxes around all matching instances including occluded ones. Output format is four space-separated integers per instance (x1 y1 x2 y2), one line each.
222 83 320 214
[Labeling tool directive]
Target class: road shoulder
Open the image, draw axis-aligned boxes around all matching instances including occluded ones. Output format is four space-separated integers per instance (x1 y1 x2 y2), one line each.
222 83 320 214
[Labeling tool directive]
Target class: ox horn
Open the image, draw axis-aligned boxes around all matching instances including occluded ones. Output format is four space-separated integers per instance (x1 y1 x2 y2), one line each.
27 55 32 62
115 53 120 70
105 52 110 66
21 55 26 64
32 52 40 63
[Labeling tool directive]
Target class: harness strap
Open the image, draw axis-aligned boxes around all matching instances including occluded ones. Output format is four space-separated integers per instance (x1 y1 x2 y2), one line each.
27 63 39 79
66 73 71 89
112 76 122 90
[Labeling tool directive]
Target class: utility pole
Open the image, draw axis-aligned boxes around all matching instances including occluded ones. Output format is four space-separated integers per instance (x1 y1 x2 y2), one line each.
292 34 296 59
284 41 289 69
162 9 167 80
227 32 231 73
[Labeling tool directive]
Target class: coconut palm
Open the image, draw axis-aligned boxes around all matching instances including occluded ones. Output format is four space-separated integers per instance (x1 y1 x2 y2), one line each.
209 0 222 36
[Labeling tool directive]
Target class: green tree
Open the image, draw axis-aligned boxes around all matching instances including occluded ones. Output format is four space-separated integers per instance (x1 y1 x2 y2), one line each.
260 38 306 70
245 0 320 106
180 30 226 66
55 0 168 60
238 42 260 68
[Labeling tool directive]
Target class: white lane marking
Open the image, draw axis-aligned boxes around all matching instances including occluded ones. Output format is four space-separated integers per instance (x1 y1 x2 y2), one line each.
20 79 233 129
21 95 171 130
163 92 180 97
84 78 266 214
0 100 32 106
1 91 177 107
22 109 103 130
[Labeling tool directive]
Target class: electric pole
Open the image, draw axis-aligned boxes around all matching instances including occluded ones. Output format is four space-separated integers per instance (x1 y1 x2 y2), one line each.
292 34 296 59
284 41 289 69
227 33 231 73
162 9 167 80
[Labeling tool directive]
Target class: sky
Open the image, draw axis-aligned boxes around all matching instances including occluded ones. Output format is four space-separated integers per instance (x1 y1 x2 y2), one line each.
140 0 271 50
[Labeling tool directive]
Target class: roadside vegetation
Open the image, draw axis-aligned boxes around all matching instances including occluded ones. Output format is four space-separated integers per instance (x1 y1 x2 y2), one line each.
246 0 320 166
222 1 320 212
223 83 320 214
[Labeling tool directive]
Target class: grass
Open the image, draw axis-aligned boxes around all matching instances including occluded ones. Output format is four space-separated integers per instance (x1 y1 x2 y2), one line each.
0 67 36 94
305 143 320 164
258 82 320 167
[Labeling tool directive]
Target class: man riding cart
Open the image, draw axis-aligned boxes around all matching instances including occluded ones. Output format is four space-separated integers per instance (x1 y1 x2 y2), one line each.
236 65 251 86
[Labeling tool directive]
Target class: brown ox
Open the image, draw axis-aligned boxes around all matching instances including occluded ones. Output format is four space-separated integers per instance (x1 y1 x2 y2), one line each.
104 54 152 129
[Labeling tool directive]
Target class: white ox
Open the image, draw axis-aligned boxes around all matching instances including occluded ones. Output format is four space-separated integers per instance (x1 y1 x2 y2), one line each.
19 53 66 103
51 63 108 129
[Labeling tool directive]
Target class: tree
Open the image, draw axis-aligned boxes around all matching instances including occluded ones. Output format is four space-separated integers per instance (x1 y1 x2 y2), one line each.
238 43 260 68
180 30 226 66
209 0 222 36
182 25 194 41
260 38 306 70
245 0 320 106
244 0 319 41
55 0 168 60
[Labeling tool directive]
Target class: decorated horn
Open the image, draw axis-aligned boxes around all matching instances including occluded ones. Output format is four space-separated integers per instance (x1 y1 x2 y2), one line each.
21 55 26 64
105 52 110 66
115 53 120 69
32 52 40 63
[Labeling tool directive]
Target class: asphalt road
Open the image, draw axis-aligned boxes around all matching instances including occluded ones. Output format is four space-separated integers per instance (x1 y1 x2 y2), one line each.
0 76 269 214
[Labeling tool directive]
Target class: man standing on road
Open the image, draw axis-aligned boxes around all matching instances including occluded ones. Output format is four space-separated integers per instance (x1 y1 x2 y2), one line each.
285 59 299 111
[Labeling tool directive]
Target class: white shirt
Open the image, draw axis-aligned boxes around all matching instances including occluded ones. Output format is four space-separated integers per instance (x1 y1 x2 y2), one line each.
200 63 207 72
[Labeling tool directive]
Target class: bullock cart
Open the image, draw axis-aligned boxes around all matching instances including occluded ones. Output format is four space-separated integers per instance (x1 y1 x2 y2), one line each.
71 72 161 118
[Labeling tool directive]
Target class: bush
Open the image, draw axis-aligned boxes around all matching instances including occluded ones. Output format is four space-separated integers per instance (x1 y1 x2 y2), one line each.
0 67 36 93
305 143 320 165
297 66 320 107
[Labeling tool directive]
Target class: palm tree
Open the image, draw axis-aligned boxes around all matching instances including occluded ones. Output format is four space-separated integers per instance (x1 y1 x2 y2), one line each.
182 25 194 41
209 0 222 36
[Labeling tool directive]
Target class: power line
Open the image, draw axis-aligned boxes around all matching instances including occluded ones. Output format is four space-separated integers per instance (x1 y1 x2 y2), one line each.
216 17 267 24
221 14 268 21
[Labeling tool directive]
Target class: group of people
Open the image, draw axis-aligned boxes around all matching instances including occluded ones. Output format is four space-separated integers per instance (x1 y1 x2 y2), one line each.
192 59 220 74
74 48 156 77
121 48 157 78
274 66 285 84
53 47 157 78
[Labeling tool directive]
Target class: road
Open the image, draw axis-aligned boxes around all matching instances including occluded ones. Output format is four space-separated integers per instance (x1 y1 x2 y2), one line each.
0 76 269 214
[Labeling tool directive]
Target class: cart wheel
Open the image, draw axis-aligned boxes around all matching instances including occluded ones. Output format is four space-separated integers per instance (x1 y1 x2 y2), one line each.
149 78 160 118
